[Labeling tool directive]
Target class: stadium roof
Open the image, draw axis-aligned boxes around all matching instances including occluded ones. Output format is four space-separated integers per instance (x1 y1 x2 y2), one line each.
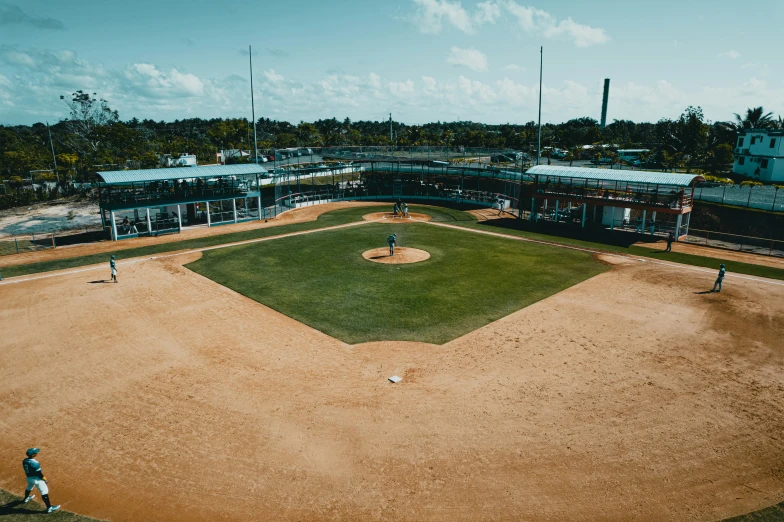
526 166 705 187
97 164 268 185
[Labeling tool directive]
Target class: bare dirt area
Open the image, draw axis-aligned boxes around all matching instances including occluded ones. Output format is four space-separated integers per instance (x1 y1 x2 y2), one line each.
1 253 784 521
0 199 101 237
362 247 431 264
362 212 432 222
0 201 385 270
638 239 784 270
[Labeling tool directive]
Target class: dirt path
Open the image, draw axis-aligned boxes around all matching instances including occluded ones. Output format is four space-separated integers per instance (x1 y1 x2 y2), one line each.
0 202 385 270
1 238 783 521
638 239 784 270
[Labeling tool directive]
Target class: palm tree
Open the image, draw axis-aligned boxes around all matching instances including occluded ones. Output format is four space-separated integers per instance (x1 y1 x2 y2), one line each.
563 147 580 166
733 107 775 129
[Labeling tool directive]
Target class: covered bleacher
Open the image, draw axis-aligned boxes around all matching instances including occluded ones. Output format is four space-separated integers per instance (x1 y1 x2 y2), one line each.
526 166 705 238
97 164 269 240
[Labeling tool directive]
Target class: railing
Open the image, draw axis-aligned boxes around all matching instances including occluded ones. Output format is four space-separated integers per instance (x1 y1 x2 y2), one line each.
693 184 784 212
684 228 784 257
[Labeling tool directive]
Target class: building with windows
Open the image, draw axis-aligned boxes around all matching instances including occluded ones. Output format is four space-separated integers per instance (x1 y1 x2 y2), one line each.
733 129 784 182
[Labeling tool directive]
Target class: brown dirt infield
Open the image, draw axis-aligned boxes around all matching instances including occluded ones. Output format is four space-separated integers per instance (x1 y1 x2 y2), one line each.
362 247 431 264
362 212 432 222
1 227 784 521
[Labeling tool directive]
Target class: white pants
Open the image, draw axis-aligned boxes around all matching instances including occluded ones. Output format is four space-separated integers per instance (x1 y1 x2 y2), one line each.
26 477 48 495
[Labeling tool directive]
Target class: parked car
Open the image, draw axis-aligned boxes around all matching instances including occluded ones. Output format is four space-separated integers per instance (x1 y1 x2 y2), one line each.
590 157 613 165
266 155 275 162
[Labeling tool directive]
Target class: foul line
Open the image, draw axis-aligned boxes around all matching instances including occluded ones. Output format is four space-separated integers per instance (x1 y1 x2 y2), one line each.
0 219 382 286
418 220 784 288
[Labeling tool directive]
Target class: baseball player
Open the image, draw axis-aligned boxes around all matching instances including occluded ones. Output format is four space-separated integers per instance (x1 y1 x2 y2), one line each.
22 448 60 514
711 263 726 293
403 202 408 217
110 254 117 283
387 233 397 256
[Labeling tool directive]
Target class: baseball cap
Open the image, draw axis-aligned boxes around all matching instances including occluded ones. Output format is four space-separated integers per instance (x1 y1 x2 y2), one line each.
720 263 725 268
111 255 115 259
26 448 40 457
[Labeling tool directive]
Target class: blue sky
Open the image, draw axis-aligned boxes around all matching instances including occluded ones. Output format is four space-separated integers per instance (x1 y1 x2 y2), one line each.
0 0 782 126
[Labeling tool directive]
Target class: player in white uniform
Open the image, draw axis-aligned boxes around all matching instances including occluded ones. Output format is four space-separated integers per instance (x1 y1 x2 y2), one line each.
22 448 60 513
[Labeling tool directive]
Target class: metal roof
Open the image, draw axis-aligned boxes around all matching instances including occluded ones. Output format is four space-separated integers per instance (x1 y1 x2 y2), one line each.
526 165 704 187
97 164 268 185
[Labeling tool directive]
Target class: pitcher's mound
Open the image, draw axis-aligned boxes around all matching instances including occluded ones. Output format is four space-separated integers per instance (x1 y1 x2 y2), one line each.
362 247 430 264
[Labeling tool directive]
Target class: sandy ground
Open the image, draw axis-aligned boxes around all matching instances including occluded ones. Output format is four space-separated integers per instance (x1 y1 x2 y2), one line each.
362 247 431 264
0 202 386 270
0 200 102 238
1 228 784 521
638 240 784 270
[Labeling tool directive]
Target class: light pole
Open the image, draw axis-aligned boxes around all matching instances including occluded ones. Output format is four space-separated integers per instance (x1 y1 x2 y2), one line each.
537 46 543 166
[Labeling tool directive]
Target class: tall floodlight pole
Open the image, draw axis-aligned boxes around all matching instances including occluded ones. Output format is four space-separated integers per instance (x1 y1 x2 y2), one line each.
249 45 258 165
537 46 543 166
389 113 393 144
46 121 58 183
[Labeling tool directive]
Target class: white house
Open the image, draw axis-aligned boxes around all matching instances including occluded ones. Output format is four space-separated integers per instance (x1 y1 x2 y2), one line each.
733 129 784 182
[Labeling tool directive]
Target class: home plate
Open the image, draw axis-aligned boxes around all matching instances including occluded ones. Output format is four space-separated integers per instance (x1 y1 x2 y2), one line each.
388 375 402 383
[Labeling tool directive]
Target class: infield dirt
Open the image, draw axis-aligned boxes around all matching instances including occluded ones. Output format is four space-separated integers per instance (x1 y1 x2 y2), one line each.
1 230 784 521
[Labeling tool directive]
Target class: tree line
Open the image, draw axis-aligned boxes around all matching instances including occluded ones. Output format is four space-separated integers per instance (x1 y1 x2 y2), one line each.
0 90 781 208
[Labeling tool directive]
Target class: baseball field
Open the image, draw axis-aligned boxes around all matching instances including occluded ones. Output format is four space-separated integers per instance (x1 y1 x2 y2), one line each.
1 202 784 521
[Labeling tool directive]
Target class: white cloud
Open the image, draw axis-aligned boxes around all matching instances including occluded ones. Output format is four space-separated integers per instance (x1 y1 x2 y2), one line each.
720 50 741 59
422 76 438 94
476 1 501 24
410 0 473 34
446 47 488 72
369 72 381 89
503 64 524 71
264 69 284 83
389 79 415 96
503 1 609 47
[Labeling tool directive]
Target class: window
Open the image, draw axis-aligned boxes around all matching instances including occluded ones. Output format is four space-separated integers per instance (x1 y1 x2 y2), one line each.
772 138 777 149
737 137 744 147
761 159 769 169
739 156 746 165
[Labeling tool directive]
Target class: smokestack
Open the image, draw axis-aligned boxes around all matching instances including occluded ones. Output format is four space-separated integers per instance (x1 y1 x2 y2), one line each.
600 78 610 128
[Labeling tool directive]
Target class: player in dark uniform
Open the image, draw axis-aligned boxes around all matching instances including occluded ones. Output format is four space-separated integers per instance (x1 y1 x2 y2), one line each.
110 254 117 283
22 448 60 513
711 263 726 292
387 233 397 256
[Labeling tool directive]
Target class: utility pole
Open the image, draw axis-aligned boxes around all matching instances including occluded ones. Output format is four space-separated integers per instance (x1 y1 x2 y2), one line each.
537 46 543 166
249 45 258 165
389 113 393 144
46 121 58 183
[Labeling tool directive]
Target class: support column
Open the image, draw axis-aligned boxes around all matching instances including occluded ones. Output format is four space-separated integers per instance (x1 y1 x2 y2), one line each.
530 198 535 220
110 210 117 240
258 195 263 220
675 213 683 239
641 209 647 234
609 207 615 230
555 200 559 223
593 205 597 223
650 211 656 235
146 208 152 235
683 212 691 236
206 202 211 226
232 198 237 223
177 204 182 231
581 204 587 228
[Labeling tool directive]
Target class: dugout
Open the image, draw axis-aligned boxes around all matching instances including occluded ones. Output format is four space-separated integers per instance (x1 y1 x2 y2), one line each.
525 166 705 238
96 164 270 240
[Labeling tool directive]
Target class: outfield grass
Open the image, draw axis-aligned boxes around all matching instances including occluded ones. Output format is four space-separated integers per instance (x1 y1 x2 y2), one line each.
186 221 606 344
0 489 102 521
2 203 784 284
